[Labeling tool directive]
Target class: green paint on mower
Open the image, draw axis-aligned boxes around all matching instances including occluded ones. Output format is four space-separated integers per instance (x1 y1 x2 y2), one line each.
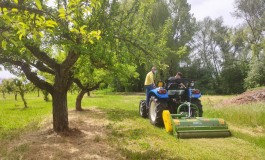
163 110 231 139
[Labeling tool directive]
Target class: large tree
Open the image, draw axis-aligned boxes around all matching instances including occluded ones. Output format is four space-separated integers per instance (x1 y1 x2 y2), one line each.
234 0 265 88
162 0 196 77
0 0 170 131
0 0 104 132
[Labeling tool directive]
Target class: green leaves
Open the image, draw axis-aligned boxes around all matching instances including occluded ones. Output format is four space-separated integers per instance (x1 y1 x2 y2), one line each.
1 40 7 50
17 22 28 40
88 30 101 43
45 20 58 28
35 0 42 10
58 7 66 19
177 46 188 58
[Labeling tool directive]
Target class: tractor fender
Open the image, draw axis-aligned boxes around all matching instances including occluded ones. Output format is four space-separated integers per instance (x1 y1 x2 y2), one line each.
148 88 169 99
188 88 202 98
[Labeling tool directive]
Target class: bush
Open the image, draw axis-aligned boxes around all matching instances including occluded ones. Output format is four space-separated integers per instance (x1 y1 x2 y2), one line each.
244 59 265 89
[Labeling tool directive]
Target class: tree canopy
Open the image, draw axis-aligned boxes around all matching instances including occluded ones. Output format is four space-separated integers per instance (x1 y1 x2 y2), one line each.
0 0 192 131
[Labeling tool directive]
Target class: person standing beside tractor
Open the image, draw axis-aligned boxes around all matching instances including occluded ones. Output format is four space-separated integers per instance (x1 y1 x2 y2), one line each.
144 67 156 108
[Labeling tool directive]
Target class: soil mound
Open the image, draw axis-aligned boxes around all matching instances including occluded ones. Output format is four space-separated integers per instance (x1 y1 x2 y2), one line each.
228 88 265 104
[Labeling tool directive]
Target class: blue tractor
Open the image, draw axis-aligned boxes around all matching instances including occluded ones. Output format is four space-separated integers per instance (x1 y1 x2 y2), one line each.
139 78 203 126
139 78 231 138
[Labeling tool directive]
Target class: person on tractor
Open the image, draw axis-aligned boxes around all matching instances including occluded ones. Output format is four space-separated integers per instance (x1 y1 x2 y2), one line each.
144 66 156 108
169 72 203 117
168 72 186 88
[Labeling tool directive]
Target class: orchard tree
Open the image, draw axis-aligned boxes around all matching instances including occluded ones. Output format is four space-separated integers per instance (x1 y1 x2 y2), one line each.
0 81 7 99
12 78 32 108
1 79 16 98
0 0 169 132
0 78 33 106
0 0 103 132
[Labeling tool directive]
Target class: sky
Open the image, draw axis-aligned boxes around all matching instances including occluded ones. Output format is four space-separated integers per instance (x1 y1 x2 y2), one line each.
0 0 244 79
0 67 15 79
187 0 243 27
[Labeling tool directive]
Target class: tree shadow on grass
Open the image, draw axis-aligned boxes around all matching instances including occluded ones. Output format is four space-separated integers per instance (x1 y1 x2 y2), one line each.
8 106 44 111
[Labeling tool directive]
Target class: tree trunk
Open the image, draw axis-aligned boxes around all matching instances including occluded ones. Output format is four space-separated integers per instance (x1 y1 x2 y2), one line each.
43 90 49 101
52 90 69 132
20 91 28 108
76 89 86 111
15 92 17 101
18 86 28 108
87 91 90 96
2 91 5 99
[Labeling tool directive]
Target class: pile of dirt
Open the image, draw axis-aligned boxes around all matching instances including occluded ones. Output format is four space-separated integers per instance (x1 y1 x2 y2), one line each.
227 88 265 104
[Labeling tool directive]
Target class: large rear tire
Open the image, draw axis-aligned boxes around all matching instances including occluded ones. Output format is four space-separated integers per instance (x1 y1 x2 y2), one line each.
191 98 203 117
139 100 148 118
149 96 167 127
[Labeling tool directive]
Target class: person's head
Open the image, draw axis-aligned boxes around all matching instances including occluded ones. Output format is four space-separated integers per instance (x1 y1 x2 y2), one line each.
175 72 183 79
151 67 157 74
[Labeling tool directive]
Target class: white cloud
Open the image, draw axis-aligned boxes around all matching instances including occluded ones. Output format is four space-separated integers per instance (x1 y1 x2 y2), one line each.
187 0 243 27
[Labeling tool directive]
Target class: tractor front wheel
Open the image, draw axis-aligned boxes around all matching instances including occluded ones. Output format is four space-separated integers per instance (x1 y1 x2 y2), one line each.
149 96 167 127
139 100 148 118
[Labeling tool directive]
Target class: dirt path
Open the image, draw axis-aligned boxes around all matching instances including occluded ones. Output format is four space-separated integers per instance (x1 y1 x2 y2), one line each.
4 108 124 160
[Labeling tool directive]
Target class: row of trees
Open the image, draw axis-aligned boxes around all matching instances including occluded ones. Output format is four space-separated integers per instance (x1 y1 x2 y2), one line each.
5 78 54 105
0 78 27 101
111 0 265 95
182 0 265 94
0 0 264 132
94 0 264 95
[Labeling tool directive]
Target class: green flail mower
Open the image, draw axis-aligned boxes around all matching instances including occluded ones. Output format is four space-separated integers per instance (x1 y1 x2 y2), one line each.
162 105 231 139
140 78 231 139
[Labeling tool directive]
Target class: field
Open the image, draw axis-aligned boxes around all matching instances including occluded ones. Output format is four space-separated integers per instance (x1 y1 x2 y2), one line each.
0 91 265 159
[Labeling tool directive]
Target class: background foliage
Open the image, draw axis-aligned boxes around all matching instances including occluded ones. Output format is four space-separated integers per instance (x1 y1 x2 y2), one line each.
0 0 265 94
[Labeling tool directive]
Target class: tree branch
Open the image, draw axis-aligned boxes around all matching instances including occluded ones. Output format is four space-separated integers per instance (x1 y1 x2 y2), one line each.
87 81 103 91
30 61 55 75
73 78 103 91
24 44 59 70
0 58 54 93
114 35 153 58
73 78 85 90
61 50 79 75
0 1 44 15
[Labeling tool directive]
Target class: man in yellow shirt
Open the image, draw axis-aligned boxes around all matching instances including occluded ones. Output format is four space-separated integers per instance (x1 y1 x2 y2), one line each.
144 67 156 107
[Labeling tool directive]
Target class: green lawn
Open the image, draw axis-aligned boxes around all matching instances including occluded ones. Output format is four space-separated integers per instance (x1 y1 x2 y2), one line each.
0 92 265 159
0 93 52 140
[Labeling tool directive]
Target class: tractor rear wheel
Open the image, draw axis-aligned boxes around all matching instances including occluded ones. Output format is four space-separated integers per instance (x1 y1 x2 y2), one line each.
149 96 167 127
191 98 203 117
139 100 148 118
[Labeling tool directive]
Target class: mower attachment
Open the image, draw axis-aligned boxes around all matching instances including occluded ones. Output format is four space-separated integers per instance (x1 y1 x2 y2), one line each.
163 110 231 139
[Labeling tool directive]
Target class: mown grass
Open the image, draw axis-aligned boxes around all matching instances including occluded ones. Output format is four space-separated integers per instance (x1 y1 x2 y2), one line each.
84 94 265 160
0 92 265 159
